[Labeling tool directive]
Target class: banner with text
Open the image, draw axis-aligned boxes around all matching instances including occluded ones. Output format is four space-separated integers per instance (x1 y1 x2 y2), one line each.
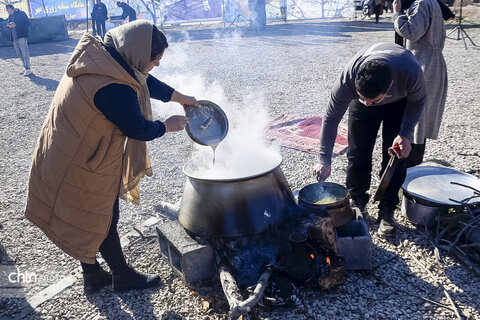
160 0 222 23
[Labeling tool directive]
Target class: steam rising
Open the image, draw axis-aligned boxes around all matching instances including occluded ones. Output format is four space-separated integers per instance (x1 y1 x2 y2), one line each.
151 37 279 180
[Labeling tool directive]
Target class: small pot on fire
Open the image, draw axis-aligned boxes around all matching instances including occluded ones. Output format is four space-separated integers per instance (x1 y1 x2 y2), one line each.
297 182 356 227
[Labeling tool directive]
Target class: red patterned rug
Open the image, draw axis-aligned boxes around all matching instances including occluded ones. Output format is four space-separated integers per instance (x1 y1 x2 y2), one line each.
266 114 349 155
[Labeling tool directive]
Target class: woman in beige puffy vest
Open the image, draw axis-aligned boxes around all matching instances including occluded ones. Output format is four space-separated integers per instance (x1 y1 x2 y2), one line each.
25 20 198 294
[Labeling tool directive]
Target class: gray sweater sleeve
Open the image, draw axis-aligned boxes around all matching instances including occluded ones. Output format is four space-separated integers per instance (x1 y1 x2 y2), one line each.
319 71 356 165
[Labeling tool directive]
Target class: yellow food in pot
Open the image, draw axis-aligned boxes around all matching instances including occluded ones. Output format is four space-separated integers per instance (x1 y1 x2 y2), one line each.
314 196 338 204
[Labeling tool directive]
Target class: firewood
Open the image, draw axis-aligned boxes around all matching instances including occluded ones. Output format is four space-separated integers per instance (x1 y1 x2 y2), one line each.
306 216 337 254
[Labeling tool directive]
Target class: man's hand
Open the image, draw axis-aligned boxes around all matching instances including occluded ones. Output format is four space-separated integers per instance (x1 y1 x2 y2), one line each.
7 22 16 28
392 135 411 158
164 115 188 133
313 163 332 182
393 0 401 13
171 90 199 110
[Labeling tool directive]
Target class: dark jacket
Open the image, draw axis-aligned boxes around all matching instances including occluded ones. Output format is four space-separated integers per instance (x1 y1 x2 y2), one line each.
92 2 108 21
7 9 29 39
118 2 136 21
94 44 174 140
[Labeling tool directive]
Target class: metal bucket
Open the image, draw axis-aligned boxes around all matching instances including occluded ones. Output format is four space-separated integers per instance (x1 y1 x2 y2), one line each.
178 151 296 238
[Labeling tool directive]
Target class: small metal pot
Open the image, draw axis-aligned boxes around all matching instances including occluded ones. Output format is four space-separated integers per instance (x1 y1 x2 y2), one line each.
297 182 354 227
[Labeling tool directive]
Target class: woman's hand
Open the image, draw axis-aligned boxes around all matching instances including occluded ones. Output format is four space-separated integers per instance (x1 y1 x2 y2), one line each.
164 115 188 133
392 135 411 158
313 163 332 182
171 90 199 110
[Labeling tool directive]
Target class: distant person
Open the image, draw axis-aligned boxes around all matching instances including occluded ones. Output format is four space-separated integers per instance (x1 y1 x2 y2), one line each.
6 4 31 76
372 0 383 23
117 1 136 22
393 0 454 167
314 42 426 237
385 0 393 12
91 0 108 38
280 0 287 22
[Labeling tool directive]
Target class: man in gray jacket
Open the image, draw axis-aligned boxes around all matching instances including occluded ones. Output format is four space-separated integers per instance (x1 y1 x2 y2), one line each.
6 4 31 76
314 42 426 237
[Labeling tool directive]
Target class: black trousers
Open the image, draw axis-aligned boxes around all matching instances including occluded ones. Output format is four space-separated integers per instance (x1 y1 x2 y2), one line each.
346 98 407 213
92 20 106 38
81 198 129 274
374 4 381 22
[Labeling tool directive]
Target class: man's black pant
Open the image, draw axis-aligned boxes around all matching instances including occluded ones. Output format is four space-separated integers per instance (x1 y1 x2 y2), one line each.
346 98 407 213
95 20 106 38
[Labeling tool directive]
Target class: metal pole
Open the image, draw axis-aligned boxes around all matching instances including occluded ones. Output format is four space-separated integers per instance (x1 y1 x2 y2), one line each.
86 0 89 32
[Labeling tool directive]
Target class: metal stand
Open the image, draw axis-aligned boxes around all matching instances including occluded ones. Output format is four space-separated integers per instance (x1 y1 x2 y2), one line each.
446 0 477 49
224 13 248 31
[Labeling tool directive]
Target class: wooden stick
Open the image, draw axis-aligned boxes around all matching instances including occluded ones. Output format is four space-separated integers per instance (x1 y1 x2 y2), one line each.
218 259 243 311
407 251 463 320
438 245 480 277
450 215 480 248
419 296 456 312
230 267 273 319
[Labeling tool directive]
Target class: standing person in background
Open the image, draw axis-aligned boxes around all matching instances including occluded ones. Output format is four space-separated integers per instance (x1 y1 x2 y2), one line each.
393 0 453 167
6 4 31 76
385 0 393 12
91 0 108 38
25 20 198 295
117 1 137 22
280 0 287 22
372 0 383 23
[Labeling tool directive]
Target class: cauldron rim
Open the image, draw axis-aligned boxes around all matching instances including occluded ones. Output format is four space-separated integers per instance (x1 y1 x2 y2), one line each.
182 150 283 182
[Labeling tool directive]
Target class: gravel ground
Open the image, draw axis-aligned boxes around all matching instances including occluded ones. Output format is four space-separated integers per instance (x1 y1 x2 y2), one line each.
1 15 480 320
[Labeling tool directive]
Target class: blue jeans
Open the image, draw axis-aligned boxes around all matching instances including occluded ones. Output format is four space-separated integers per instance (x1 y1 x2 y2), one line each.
13 37 30 70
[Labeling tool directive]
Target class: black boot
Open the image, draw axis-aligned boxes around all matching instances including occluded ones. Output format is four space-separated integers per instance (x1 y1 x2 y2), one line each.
113 268 161 292
83 268 112 294
351 197 368 218
377 210 396 237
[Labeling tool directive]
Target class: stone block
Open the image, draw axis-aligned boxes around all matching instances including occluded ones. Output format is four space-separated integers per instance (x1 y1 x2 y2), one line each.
335 219 372 270
155 220 215 284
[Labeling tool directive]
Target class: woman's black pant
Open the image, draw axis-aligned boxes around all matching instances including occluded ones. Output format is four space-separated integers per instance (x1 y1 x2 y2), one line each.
81 198 129 274
346 98 407 213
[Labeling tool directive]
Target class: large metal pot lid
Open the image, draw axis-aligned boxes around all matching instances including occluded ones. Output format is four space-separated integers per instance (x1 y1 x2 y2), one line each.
402 166 480 206
183 150 282 182
185 100 229 146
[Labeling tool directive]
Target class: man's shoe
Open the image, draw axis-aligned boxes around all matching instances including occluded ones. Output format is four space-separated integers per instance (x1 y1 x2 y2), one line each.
351 199 368 217
113 268 161 292
24 69 32 76
377 218 396 237
83 268 112 294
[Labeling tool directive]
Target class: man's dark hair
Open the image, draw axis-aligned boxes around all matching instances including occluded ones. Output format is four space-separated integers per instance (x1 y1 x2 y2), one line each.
116 1 121 6
150 25 168 60
6 4 15 10
355 60 392 99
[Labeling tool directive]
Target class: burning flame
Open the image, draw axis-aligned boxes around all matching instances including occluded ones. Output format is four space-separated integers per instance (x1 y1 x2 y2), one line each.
326 256 331 266
309 253 315 260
